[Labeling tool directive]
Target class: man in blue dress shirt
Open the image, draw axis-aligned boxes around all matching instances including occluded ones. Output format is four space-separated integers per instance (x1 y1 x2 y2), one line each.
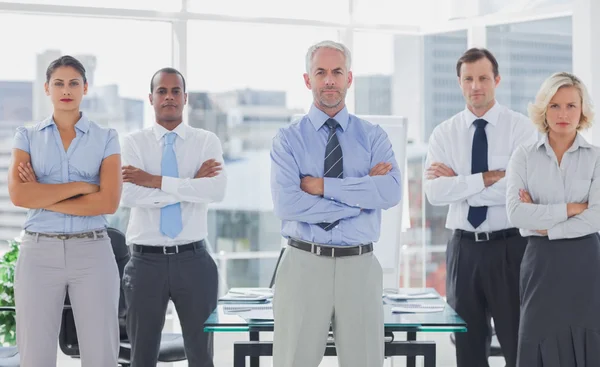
270 40 402 367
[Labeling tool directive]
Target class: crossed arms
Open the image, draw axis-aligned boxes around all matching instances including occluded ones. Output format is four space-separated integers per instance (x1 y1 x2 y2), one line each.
119 134 226 209
270 128 401 224
8 149 122 216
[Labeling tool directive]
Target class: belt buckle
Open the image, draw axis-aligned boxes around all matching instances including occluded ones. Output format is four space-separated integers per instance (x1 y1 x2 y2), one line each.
475 232 490 242
57 234 69 240
163 245 179 255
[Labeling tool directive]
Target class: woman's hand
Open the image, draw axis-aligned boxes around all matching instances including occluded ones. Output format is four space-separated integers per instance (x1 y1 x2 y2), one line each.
17 162 37 183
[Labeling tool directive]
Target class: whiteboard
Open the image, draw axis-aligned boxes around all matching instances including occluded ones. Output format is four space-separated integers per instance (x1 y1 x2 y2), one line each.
357 115 409 290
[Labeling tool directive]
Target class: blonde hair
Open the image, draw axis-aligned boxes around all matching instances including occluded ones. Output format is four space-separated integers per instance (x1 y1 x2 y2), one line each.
528 72 595 133
305 40 352 74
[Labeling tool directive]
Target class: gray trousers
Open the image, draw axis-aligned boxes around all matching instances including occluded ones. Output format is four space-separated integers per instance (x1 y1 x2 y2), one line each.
122 242 218 367
272 245 384 367
14 231 120 367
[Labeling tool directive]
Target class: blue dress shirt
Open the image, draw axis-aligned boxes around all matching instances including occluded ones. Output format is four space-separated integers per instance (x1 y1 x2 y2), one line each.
270 105 402 246
13 113 120 234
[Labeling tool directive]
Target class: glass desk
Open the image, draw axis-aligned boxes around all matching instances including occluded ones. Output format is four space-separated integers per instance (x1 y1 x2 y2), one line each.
204 288 466 367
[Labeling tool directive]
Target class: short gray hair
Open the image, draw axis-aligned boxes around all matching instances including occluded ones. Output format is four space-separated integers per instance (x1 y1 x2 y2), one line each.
528 72 595 133
305 40 352 74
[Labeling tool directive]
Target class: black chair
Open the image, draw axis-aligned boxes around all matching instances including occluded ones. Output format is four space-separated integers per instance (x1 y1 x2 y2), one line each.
58 227 187 366
0 307 19 367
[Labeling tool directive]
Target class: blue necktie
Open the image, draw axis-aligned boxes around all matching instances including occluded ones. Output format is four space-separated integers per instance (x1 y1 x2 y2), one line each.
468 118 488 229
160 132 183 238
317 118 343 231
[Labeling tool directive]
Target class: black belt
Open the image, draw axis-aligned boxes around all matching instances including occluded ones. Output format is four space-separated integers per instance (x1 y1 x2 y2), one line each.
132 240 206 255
454 228 520 242
288 238 373 258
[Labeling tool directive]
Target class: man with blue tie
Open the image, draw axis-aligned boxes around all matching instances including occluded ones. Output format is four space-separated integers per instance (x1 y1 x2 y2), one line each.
270 40 402 367
120 67 227 367
424 48 538 367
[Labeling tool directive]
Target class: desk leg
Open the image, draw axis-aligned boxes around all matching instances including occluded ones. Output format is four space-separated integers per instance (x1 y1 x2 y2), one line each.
250 331 259 367
424 343 436 367
234 343 246 367
406 331 416 367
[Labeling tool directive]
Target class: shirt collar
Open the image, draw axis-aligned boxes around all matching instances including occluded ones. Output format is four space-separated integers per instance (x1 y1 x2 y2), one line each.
536 131 592 152
152 122 188 141
464 101 501 128
38 112 90 133
308 104 350 132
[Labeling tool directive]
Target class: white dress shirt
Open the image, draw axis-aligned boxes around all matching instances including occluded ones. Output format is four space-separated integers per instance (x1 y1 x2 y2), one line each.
506 132 600 240
424 101 539 232
121 123 227 246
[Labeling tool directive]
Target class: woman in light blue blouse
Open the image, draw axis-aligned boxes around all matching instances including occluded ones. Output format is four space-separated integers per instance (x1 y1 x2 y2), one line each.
7 56 122 367
506 72 600 366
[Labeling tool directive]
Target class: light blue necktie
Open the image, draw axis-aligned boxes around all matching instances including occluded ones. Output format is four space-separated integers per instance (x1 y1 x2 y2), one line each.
160 132 183 238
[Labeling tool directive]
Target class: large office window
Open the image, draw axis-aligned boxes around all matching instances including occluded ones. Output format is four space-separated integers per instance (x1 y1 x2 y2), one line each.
0 13 172 243
488 16 573 115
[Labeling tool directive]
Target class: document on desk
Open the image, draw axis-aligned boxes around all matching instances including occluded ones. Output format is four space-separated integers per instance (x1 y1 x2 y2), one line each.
384 291 438 301
391 303 445 313
223 304 274 321
219 288 273 303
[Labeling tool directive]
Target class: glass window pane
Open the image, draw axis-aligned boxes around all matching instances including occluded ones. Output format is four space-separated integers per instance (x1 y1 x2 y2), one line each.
189 0 349 23
416 30 468 296
0 0 180 11
482 0 571 15
487 17 573 115
352 31 394 115
0 13 172 242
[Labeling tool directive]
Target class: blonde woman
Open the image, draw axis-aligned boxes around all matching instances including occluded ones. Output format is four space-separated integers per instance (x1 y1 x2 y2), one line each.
506 72 600 365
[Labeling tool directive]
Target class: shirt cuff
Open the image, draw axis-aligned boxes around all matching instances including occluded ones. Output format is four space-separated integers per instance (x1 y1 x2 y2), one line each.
161 176 179 196
551 203 568 222
465 173 485 193
547 223 564 240
323 177 342 203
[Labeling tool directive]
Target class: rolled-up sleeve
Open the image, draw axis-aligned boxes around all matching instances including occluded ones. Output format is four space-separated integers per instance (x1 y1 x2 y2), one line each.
103 128 121 158
13 126 30 153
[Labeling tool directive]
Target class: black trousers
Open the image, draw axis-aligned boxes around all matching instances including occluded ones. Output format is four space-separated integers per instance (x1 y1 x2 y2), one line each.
446 230 527 367
123 241 219 367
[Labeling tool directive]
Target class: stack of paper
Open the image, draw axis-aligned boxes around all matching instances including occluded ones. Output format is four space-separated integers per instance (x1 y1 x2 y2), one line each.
223 304 274 321
391 303 445 313
219 288 273 303
384 291 438 301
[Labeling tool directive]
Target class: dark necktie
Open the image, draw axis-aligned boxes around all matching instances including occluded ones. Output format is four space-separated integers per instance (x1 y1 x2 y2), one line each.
468 118 488 229
317 118 343 231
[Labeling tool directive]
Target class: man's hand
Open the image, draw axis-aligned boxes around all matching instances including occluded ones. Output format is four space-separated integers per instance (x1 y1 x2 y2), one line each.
300 177 324 196
17 162 37 183
482 170 505 187
122 165 161 189
425 162 456 180
370 162 393 176
536 230 548 236
195 159 222 179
